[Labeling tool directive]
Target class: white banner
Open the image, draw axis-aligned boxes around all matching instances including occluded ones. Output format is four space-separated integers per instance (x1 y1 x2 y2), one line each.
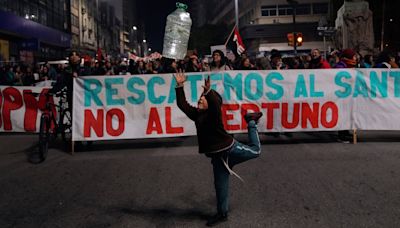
72 69 400 141
0 86 56 132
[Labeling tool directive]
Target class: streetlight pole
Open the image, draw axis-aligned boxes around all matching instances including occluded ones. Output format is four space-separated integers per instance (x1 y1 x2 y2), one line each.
131 26 138 54
96 0 99 50
380 0 385 51
142 39 147 56
235 0 239 30
288 0 298 55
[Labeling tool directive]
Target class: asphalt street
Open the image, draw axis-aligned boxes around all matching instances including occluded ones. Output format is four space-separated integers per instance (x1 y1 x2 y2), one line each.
1 131 400 228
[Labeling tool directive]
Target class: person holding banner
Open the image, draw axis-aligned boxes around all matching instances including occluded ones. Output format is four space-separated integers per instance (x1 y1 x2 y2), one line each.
335 48 357 142
52 51 81 110
174 71 263 226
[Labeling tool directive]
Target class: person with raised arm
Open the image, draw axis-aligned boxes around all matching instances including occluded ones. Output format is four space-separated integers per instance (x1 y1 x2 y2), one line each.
174 70 263 226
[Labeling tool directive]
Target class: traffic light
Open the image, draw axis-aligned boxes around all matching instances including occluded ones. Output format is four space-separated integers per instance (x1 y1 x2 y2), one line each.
296 33 303 46
288 32 303 47
287 32 294 46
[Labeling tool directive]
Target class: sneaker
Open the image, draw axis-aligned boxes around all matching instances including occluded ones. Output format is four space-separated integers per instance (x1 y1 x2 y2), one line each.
244 112 263 123
206 213 228 227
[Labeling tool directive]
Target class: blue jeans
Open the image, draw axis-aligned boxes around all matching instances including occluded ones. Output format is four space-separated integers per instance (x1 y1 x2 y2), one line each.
210 120 261 214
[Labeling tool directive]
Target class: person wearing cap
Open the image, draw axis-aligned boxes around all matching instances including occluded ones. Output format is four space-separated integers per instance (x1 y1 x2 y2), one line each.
334 49 357 69
174 70 263 226
270 49 287 70
335 48 357 142
210 50 232 71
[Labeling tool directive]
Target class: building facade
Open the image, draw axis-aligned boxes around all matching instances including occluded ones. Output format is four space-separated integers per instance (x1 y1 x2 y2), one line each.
70 0 99 56
105 0 144 56
0 0 71 63
207 0 331 55
99 1 120 57
0 0 146 64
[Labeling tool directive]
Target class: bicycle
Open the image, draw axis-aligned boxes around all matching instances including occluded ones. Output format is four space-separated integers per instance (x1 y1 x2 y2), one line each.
26 87 72 163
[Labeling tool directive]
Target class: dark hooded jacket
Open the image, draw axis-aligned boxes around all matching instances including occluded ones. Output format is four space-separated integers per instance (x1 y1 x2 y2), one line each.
175 87 234 154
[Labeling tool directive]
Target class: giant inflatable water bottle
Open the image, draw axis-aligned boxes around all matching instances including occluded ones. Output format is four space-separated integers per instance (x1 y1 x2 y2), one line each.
162 2 192 60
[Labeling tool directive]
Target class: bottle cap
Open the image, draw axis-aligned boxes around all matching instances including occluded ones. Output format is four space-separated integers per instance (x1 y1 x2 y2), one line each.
176 2 188 10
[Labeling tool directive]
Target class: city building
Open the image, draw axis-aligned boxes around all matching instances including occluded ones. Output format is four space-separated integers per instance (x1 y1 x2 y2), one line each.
207 0 331 55
0 0 71 64
70 0 99 56
98 1 120 57
122 0 136 54
105 0 144 56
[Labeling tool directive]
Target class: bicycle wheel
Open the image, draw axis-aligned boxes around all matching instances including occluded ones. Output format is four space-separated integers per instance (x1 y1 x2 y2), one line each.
38 114 50 161
60 108 72 143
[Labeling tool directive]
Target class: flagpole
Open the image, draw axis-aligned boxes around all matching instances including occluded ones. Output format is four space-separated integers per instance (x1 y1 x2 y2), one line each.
235 0 239 32
224 0 239 47
224 25 236 47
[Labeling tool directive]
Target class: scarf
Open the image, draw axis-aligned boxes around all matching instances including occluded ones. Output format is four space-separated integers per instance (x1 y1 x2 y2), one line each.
343 57 357 68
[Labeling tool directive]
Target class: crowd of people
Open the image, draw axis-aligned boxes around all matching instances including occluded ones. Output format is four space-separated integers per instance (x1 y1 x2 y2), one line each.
0 48 399 87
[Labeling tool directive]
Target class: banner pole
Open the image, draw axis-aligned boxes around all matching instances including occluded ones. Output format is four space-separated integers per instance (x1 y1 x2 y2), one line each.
224 25 236 47
353 129 357 144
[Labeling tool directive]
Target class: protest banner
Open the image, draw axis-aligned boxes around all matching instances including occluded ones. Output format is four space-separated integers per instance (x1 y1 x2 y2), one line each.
72 69 400 141
0 86 56 132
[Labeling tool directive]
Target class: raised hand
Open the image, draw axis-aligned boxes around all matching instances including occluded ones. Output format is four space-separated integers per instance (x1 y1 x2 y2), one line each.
174 69 186 86
202 75 211 93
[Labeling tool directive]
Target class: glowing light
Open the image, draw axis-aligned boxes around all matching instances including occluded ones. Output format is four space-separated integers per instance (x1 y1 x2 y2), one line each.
297 36 303 43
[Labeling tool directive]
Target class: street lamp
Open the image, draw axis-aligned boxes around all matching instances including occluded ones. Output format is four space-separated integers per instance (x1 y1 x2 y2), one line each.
142 39 148 56
130 26 140 55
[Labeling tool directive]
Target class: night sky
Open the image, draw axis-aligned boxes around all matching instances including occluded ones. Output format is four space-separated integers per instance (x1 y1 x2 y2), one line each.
138 0 191 53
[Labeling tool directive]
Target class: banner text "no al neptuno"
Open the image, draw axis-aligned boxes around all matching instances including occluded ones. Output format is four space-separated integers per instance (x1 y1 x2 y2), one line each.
72 69 400 141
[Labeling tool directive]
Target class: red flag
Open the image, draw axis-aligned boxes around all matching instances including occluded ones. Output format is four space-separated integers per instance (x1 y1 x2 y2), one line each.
97 48 103 62
233 27 245 55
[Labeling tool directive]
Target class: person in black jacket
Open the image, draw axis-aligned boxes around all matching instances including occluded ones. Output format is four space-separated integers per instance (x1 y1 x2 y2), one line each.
174 70 263 226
